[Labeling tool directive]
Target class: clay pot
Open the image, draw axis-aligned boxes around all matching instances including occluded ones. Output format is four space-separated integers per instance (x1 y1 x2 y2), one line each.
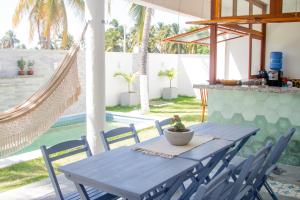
18 70 25 75
27 69 34 75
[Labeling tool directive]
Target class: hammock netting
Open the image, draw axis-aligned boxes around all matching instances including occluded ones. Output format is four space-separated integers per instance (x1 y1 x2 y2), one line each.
0 44 81 158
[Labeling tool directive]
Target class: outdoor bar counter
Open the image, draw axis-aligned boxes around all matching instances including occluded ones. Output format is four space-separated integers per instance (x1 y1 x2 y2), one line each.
194 84 300 166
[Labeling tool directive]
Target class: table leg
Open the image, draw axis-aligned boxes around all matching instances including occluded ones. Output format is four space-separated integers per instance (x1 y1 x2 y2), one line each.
74 182 90 200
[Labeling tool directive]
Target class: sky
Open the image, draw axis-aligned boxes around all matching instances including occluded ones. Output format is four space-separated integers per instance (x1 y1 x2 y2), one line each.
0 0 194 48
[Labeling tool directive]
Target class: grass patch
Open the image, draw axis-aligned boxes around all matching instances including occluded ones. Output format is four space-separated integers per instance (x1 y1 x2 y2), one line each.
106 105 138 112
0 95 203 192
0 158 48 192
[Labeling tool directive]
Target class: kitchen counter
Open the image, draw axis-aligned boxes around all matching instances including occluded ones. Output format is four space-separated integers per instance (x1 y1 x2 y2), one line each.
193 84 300 94
194 84 300 166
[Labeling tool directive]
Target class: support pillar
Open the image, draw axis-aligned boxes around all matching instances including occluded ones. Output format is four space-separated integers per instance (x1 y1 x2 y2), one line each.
85 0 105 154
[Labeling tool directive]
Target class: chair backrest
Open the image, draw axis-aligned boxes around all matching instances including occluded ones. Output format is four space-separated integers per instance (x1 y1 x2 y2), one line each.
155 118 173 135
194 168 232 200
228 142 273 199
100 123 140 151
40 136 92 200
254 128 296 188
267 128 296 167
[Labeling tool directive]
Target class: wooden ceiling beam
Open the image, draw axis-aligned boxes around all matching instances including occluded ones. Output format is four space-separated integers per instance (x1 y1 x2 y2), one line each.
220 24 263 37
218 27 246 36
187 16 300 25
245 0 267 10
163 26 210 42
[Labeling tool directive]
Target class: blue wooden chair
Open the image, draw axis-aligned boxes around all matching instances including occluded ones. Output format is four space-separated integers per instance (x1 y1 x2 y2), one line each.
100 123 140 151
155 118 173 135
193 168 233 200
251 128 296 200
40 136 118 200
179 144 233 199
229 142 273 200
192 143 272 200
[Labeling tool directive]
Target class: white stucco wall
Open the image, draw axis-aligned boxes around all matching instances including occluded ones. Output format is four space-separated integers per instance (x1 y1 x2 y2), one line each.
222 22 300 80
266 23 300 79
0 50 209 112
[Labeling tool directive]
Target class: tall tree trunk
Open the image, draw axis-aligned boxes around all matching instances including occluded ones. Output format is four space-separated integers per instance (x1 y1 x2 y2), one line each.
139 7 153 114
37 20 43 48
45 32 51 49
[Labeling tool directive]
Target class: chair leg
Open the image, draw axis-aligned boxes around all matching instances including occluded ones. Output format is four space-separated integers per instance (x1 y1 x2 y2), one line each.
256 192 264 200
264 181 279 200
179 183 185 194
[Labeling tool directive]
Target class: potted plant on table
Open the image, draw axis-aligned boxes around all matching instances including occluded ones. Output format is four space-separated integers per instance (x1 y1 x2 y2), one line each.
114 70 139 106
164 115 194 146
17 58 26 75
27 60 35 75
158 68 178 100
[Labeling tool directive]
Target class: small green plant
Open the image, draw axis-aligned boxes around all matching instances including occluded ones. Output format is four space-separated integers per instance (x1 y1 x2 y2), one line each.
158 68 177 88
169 115 189 132
27 60 35 69
114 70 138 93
17 58 26 71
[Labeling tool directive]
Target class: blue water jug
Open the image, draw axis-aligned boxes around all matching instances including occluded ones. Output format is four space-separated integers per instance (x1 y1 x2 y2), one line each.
270 52 283 71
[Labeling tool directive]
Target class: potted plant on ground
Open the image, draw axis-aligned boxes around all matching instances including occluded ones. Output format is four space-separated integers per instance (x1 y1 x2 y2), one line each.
17 58 26 75
114 70 139 106
27 60 35 75
158 68 178 99
164 115 194 146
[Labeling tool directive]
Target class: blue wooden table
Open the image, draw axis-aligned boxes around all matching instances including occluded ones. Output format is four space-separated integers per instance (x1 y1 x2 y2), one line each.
59 123 259 200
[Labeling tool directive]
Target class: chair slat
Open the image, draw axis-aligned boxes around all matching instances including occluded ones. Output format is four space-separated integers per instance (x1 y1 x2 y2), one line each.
103 127 132 139
41 136 117 200
101 124 140 151
47 139 85 155
50 147 88 162
107 135 136 144
155 118 173 135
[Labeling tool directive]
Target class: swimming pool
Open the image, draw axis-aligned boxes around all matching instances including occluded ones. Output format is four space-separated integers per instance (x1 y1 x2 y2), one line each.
15 112 155 155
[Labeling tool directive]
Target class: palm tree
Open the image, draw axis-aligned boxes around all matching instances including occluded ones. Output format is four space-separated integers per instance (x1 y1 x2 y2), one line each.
0 30 20 48
12 0 84 49
129 4 153 113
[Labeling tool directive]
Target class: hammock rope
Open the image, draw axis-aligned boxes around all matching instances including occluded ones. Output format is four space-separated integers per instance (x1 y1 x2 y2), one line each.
0 22 89 158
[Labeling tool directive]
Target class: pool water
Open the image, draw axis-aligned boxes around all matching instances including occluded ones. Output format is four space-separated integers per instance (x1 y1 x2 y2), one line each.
15 120 132 155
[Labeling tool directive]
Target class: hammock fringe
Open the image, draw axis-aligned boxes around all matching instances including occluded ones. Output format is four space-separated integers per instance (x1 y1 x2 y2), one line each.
0 44 81 158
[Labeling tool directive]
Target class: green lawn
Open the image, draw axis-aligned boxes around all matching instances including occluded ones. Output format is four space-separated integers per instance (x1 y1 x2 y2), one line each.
0 96 202 192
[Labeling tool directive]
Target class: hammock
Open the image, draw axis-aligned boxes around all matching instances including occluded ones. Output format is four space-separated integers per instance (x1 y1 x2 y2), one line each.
0 24 88 158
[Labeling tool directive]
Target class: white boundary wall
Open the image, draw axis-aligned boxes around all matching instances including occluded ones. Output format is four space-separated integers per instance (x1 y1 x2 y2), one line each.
0 50 209 113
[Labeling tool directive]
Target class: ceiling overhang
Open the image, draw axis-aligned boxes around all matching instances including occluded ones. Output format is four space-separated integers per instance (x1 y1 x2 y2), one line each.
131 0 211 20
163 25 257 45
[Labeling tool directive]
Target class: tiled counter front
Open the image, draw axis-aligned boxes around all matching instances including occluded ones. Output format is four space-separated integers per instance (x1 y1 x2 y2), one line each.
207 89 300 166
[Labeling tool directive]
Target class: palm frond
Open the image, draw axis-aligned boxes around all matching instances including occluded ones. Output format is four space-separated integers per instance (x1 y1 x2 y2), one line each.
13 0 35 27
158 68 177 80
114 71 138 84
129 3 146 44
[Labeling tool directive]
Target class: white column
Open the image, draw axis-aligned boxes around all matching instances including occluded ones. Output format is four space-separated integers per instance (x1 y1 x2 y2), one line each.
85 0 105 154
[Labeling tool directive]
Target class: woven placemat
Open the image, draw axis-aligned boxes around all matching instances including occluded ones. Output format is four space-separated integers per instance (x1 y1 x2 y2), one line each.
133 135 214 158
